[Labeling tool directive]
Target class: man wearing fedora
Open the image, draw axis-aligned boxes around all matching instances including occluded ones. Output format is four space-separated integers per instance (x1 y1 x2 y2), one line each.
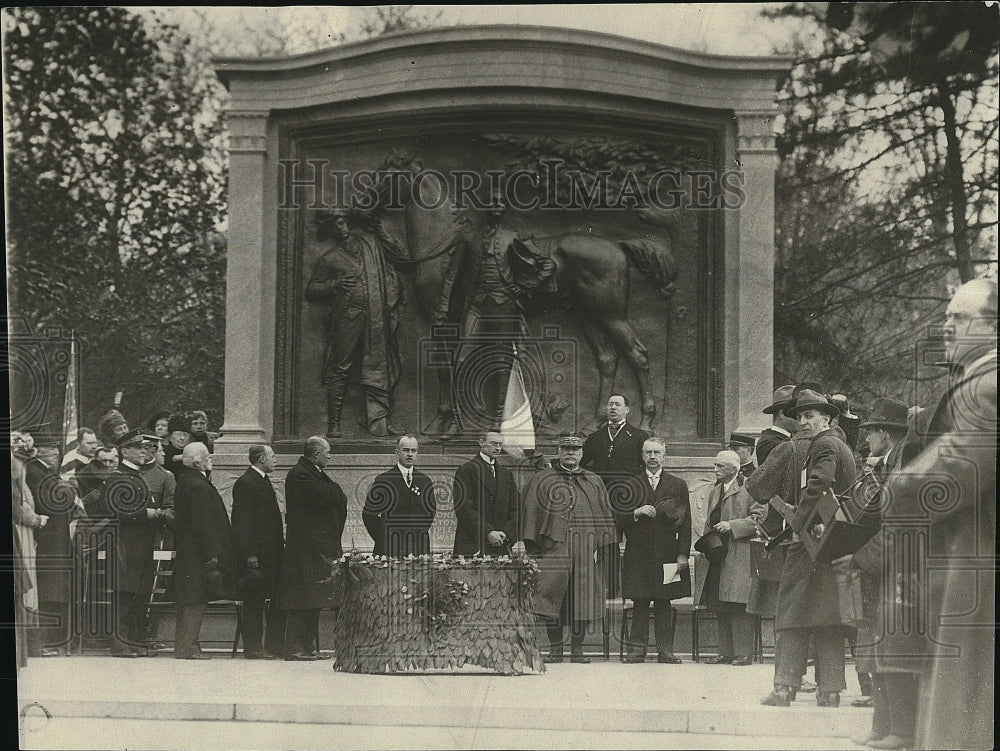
834 397 918 748
520 434 617 664
756 385 798 466
763 389 856 708
877 279 996 750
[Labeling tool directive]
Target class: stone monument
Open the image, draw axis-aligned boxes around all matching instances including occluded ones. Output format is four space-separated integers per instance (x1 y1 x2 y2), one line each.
211 26 789 551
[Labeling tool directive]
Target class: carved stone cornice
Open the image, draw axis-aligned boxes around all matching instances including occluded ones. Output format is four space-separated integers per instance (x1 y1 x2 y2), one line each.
228 111 269 154
735 110 778 156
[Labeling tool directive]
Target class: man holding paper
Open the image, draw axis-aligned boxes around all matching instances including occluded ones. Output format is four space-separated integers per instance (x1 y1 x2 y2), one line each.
615 437 691 663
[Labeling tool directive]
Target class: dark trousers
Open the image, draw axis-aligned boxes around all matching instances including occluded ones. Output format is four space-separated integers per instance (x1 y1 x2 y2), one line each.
37 599 70 651
174 603 207 658
628 599 674 656
544 617 588 655
243 597 286 656
872 672 917 740
774 626 847 692
717 608 755 658
284 608 320 657
113 591 147 651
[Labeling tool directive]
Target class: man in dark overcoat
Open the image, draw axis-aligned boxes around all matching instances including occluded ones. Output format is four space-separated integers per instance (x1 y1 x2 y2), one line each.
878 279 996 750
763 390 856 708
231 444 285 659
279 436 347 661
99 429 167 656
172 442 237 660
451 430 519 556
520 434 617 663
615 437 690 663
363 435 436 558
582 394 649 600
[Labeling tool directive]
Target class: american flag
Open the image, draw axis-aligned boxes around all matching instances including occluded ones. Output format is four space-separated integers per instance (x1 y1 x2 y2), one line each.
59 334 79 479
500 344 535 459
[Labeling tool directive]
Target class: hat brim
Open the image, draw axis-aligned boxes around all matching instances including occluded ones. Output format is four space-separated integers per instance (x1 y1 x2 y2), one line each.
858 420 908 431
762 400 792 415
787 402 840 419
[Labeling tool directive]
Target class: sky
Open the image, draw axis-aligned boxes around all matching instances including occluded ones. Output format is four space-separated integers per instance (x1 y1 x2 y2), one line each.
144 4 803 58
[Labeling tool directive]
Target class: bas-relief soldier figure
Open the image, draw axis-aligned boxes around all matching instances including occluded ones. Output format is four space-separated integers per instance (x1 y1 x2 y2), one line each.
305 209 410 439
429 193 556 432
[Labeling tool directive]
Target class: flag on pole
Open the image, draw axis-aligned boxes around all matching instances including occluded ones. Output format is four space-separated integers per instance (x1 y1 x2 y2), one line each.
59 334 79 479
500 344 535 459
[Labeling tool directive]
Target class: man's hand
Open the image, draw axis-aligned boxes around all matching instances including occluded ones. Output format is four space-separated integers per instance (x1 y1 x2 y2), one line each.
830 553 854 574
634 504 657 519
145 508 161 520
713 520 732 534
487 530 507 547
676 555 689 570
37 515 50 529
510 541 526 558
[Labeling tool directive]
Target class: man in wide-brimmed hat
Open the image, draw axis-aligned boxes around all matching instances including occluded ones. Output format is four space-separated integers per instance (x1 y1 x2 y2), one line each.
757 385 797 466
762 389 856 709
833 396 919 745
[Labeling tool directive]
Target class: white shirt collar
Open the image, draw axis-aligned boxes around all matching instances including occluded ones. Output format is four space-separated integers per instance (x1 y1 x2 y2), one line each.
478 452 495 465
397 463 413 476
646 468 662 480
251 465 267 478
724 477 739 494
769 425 791 438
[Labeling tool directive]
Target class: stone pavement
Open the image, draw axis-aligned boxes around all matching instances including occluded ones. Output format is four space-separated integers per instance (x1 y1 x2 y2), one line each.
17 656 872 750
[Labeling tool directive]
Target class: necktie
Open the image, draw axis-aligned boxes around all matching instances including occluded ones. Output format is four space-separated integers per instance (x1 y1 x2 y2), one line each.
405 471 412 488
649 474 658 491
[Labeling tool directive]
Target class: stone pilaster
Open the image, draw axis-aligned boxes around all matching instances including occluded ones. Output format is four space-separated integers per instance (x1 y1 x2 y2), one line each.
733 110 778 435
217 111 271 455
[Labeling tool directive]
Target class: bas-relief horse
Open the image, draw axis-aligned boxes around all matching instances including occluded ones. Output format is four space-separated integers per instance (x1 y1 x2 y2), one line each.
379 156 678 435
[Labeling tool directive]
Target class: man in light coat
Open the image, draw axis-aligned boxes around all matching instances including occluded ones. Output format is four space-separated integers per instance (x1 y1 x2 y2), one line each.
698 450 761 665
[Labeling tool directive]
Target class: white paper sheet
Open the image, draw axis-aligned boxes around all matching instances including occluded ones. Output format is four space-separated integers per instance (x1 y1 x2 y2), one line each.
662 563 680 585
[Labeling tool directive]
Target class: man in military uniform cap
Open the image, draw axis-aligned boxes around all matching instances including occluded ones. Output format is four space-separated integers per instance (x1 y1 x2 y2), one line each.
99 429 168 656
519 434 616 663
728 433 757 479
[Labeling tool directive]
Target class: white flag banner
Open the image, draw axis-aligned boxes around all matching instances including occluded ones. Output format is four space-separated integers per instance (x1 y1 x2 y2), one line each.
501 348 535 459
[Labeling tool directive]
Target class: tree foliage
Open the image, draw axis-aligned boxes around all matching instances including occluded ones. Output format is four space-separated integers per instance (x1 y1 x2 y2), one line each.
770 2 999 405
4 7 227 430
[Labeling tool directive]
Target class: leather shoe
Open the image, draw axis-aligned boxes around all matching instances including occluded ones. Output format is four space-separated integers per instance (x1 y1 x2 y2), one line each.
730 655 752 666
622 654 644 664
816 691 840 707
313 651 333 660
178 653 211 660
286 652 319 661
657 654 682 664
569 655 591 664
761 685 795 707
851 695 874 708
799 679 816 693
244 651 279 660
867 734 911 750
705 654 733 665
543 654 564 664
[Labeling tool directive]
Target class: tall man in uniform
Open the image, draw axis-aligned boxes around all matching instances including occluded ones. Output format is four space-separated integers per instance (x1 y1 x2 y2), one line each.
231 444 285 659
279 436 347 660
363 435 437 557
99 429 166 656
879 279 996 750
762 390 856 708
520 435 617 663
452 430 520 556
728 433 757 479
